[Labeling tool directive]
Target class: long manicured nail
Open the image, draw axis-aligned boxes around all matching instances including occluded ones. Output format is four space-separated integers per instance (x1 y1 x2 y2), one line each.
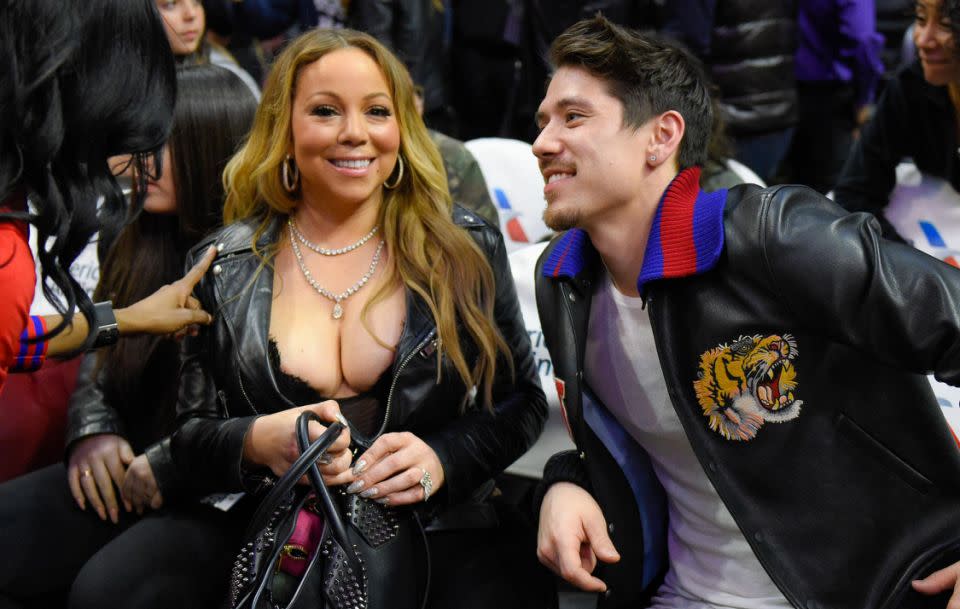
359 487 378 499
335 413 349 427
351 459 367 476
375 497 390 505
346 480 365 494
318 454 333 465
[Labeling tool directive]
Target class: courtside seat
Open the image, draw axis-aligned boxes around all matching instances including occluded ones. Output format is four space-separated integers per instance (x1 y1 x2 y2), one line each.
465 137 552 252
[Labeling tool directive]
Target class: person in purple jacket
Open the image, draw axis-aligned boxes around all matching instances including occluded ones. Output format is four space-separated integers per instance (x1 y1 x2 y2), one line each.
785 0 885 193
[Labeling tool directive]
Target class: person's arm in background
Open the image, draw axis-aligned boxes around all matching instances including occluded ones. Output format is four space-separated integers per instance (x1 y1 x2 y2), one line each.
0 218 38 384
832 70 910 239
429 131 500 226
837 0 885 126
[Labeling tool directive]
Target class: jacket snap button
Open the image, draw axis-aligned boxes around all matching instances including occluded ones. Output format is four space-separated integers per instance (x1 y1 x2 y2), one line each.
607 523 615 534
464 215 474 222
216 242 225 252
603 589 613 599
579 451 586 460
212 264 222 275
568 292 576 302
753 531 763 542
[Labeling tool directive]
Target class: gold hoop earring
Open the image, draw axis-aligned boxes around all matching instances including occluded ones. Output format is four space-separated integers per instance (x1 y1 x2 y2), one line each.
383 155 404 190
282 154 300 192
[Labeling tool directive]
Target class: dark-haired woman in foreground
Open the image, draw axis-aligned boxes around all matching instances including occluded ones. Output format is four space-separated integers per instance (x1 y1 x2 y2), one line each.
0 64 257 609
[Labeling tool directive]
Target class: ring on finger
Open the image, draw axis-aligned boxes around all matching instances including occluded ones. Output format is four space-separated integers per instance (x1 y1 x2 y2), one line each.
82 468 93 478
418 467 433 502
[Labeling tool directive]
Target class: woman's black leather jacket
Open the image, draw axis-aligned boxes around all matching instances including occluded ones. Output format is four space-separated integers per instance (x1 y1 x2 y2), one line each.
156 206 547 505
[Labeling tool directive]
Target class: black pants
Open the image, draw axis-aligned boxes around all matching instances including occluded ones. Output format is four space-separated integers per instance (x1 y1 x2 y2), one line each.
0 465 555 609
0 464 247 609
426 494 558 609
784 80 857 194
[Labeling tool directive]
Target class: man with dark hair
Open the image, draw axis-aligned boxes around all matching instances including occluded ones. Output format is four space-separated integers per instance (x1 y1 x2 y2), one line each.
533 15 960 609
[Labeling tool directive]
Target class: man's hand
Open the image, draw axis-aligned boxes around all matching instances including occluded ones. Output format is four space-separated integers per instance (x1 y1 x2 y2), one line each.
912 561 960 608
67 434 135 523
537 481 620 592
115 245 216 336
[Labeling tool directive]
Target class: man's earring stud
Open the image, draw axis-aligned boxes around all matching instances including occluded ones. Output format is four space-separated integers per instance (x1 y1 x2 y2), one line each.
649 155 657 162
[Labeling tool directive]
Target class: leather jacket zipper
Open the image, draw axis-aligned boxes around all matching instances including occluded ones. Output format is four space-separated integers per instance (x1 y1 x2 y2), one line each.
237 368 259 414
376 329 437 440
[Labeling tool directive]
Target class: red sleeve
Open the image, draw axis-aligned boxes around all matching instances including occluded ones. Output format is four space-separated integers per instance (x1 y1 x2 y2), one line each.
0 219 37 392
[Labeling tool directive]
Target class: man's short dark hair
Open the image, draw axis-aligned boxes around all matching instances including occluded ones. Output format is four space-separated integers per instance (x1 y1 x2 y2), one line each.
549 15 713 169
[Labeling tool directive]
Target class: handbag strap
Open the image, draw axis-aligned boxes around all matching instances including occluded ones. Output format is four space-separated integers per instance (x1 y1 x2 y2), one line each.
245 418 346 538
296 410 363 574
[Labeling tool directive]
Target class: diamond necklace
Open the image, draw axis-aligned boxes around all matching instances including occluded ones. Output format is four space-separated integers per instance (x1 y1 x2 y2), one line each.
288 225 385 320
288 216 379 256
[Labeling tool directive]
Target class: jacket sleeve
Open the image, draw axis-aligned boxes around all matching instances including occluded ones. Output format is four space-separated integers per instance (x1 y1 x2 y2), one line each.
760 187 960 384
422 230 548 504
833 71 909 240
65 352 124 453
166 247 258 499
66 352 186 496
533 449 593 514
0 220 35 382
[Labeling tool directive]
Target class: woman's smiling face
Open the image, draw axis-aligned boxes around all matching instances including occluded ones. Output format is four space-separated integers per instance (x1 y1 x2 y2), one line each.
915 0 960 86
288 47 401 211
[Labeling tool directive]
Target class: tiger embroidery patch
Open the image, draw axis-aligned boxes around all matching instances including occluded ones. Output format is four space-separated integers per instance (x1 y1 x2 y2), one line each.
693 334 803 441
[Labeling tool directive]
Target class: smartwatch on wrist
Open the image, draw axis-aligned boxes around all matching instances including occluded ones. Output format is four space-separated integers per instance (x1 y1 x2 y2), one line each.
91 301 120 349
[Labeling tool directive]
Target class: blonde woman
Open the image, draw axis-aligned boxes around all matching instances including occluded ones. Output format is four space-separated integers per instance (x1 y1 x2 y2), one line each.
169 28 553 607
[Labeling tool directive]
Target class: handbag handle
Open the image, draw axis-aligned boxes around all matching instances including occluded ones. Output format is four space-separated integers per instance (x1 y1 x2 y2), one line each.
245 417 346 538
295 410 364 575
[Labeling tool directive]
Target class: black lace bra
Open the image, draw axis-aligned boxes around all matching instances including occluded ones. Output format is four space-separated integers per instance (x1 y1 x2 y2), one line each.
267 337 389 438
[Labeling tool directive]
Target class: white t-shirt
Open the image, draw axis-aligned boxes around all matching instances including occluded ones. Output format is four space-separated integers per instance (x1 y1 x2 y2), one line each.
584 271 791 609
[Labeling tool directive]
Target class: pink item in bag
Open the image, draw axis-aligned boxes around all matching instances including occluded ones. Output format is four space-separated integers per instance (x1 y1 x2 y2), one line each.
277 501 325 578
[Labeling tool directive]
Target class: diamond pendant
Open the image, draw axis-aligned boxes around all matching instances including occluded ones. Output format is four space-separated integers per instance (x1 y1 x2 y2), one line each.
332 303 343 319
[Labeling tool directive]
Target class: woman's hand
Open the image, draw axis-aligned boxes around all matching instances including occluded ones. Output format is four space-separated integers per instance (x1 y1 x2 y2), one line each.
243 400 353 485
121 454 163 514
346 432 445 506
67 434 135 524
114 245 216 336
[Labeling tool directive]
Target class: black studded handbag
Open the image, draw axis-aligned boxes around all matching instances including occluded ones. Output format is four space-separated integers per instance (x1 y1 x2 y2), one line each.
229 412 431 609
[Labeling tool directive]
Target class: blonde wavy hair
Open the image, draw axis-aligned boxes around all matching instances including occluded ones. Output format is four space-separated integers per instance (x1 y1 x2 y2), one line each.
222 28 509 408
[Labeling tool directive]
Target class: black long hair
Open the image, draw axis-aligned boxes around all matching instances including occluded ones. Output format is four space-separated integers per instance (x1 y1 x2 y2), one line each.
93 65 256 437
0 0 176 345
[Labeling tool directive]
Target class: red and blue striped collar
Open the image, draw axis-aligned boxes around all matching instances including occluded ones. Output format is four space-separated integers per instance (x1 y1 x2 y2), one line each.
541 166 727 293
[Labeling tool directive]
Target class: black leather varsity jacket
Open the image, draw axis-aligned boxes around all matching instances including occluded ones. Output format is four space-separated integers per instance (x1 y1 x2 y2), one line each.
535 167 960 609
